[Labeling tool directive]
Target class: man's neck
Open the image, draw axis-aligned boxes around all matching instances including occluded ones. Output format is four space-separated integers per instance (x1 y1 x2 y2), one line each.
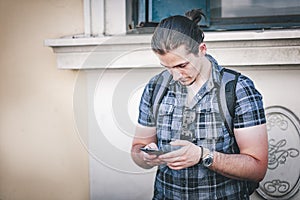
186 58 212 105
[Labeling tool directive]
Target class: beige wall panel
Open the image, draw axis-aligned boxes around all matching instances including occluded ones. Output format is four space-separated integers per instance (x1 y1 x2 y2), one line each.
0 0 89 200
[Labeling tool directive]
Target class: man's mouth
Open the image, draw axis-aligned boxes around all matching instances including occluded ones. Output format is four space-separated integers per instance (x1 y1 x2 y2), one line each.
178 79 190 85
179 77 188 82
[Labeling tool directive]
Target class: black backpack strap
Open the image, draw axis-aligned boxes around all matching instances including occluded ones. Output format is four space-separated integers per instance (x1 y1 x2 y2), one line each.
152 70 172 123
218 68 240 137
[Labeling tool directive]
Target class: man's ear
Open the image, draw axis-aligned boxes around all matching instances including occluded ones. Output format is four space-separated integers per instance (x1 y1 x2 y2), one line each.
199 43 207 55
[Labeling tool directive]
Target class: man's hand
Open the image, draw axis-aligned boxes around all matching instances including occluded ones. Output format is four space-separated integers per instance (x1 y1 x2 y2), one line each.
142 143 165 167
159 140 202 170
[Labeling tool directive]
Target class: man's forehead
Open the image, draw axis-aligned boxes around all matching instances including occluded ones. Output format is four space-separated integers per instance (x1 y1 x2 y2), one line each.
170 45 190 55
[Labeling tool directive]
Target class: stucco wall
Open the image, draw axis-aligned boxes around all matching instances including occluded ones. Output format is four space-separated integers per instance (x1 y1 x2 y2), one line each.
0 0 89 199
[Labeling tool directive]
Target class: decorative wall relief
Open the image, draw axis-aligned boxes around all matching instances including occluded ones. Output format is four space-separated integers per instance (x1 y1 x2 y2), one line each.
257 106 300 199
268 139 299 170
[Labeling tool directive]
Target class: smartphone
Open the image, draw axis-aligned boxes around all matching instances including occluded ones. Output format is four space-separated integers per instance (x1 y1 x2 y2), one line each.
140 147 165 156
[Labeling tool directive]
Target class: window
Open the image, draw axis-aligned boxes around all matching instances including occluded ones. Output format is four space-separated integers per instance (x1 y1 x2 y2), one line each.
128 0 300 33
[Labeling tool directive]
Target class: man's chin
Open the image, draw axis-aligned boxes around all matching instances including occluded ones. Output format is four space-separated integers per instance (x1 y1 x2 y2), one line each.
179 79 195 86
179 81 192 86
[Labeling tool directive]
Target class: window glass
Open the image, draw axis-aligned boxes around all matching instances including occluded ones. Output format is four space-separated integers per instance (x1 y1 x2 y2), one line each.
151 0 204 22
216 0 300 18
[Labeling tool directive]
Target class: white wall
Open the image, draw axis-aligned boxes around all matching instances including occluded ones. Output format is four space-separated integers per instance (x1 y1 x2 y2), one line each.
74 65 300 199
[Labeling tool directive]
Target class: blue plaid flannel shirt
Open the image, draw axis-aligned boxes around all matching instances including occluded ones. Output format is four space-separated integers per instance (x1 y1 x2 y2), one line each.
138 56 266 200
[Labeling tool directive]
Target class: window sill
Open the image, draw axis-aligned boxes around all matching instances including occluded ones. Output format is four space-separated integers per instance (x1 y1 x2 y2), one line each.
45 29 300 69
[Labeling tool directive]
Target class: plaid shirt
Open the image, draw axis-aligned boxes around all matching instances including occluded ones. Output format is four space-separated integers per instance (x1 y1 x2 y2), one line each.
138 55 266 200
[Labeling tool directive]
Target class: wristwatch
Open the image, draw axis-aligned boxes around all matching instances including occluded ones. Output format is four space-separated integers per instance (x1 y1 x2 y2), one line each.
202 150 214 168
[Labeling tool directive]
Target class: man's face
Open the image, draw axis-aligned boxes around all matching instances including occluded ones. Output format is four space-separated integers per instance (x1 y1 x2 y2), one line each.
156 45 204 86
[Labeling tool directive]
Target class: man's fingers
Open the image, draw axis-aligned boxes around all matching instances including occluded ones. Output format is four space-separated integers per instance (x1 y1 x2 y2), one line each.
147 143 159 149
170 140 190 146
167 162 186 170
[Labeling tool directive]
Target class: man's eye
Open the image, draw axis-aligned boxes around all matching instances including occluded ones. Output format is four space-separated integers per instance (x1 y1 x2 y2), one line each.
179 63 189 68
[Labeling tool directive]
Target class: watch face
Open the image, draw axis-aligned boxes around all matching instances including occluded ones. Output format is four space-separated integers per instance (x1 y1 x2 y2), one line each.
203 155 213 167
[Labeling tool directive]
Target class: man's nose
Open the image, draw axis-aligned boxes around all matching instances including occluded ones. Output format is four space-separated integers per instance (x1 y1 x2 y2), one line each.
171 69 182 81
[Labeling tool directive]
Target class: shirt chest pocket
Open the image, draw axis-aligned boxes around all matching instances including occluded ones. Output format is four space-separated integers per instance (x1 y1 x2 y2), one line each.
159 104 174 115
157 102 183 140
157 95 178 127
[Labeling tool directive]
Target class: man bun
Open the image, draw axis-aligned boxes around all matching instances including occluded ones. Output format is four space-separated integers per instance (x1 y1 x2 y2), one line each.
185 9 206 24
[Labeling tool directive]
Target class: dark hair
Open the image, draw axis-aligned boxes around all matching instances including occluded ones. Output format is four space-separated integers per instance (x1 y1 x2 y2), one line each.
151 9 205 55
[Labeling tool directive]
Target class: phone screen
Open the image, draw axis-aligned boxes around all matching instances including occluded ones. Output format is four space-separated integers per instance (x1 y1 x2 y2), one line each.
140 147 165 156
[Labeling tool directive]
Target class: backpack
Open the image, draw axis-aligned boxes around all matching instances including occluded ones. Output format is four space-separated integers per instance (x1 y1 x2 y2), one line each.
151 68 259 195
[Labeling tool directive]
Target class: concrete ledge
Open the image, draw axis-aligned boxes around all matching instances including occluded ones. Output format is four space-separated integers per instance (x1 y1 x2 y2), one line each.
45 29 300 69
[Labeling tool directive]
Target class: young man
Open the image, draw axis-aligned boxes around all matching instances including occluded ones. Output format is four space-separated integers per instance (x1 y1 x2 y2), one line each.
131 9 268 199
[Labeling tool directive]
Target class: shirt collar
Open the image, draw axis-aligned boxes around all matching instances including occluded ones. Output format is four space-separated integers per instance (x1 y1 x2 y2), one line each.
205 54 222 90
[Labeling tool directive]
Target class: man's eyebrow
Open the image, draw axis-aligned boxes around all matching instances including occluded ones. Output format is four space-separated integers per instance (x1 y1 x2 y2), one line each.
161 61 189 68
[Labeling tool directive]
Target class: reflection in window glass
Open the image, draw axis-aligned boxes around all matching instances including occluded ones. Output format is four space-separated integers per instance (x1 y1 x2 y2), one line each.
218 0 300 18
151 0 203 22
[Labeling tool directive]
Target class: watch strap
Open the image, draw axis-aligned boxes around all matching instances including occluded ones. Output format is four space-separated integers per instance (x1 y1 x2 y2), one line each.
198 146 204 164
